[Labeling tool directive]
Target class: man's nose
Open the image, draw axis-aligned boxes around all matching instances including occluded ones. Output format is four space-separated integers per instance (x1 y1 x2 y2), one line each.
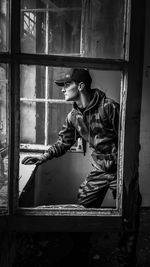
61 87 66 92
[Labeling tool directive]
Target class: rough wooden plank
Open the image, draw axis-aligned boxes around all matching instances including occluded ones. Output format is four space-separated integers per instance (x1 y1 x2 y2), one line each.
9 0 21 214
17 53 128 70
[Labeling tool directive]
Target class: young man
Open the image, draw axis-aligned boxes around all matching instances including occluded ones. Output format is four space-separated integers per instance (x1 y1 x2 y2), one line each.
22 68 120 208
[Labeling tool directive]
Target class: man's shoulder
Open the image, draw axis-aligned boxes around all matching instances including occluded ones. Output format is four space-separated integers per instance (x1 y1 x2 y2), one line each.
96 96 119 120
67 108 77 123
103 97 119 108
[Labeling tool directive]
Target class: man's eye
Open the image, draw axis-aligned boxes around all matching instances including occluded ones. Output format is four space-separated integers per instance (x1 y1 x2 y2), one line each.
65 83 71 87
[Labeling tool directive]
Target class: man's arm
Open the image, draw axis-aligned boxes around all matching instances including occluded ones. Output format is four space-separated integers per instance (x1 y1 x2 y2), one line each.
22 114 78 165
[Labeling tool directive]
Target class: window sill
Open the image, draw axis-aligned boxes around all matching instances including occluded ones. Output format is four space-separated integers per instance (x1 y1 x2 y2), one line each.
20 144 83 153
17 205 121 217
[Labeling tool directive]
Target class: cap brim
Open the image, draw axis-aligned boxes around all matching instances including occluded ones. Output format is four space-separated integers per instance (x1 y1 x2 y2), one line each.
55 77 72 86
55 80 65 86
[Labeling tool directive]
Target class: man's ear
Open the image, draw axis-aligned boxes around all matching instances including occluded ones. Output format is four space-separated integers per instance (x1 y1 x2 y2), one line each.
78 82 85 92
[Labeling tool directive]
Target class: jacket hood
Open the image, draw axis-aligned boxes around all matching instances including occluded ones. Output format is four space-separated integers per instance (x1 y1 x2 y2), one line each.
73 88 106 112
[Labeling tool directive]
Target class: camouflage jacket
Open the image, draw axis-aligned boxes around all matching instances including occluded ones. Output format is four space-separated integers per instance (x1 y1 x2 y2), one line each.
43 89 120 160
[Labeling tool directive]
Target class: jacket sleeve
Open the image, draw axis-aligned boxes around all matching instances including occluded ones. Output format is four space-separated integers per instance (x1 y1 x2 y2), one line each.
42 113 78 161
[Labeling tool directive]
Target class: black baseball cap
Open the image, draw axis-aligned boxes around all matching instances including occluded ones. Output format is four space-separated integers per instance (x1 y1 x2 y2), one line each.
55 68 92 87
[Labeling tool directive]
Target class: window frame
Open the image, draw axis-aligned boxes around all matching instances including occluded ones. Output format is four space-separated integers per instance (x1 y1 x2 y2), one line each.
2 0 128 217
0 0 146 230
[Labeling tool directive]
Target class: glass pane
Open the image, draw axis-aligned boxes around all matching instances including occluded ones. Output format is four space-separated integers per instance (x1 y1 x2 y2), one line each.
82 0 126 58
0 0 9 52
21 0 81 55
20 65 73 146
48 103 72 144
0 64 9 207
21 0 126 59
20 65 46 99
20 101 45 145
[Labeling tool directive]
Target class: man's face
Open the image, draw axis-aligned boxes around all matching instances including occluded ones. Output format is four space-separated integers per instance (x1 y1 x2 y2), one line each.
61 81 79 101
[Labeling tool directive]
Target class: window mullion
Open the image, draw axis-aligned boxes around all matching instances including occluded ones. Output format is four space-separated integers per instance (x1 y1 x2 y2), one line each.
45 67 48 146
20 98 68 103
9 0 21 214
44 6 49 146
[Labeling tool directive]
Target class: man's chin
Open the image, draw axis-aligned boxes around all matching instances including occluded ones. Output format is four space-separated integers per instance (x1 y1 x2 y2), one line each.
65 97 71 101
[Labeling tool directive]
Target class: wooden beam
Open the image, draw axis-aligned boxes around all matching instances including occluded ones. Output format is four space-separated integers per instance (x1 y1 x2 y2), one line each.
0 214 121 232
16 53 128 70
8 0 21 214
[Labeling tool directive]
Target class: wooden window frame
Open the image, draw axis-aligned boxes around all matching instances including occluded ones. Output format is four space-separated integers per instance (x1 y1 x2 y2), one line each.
0 0 146 232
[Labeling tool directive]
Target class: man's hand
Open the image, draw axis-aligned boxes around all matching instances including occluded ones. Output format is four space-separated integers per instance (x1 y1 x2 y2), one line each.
21 155 45 165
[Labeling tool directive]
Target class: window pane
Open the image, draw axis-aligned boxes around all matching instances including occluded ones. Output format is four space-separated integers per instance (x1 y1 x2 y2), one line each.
20 65 46 99
20 101 45 145
21 0 81 55
48 103 72 144
82 0 126 58
0 64 9 207
21 0 126 59
0 0 9 52
20 65 72 145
